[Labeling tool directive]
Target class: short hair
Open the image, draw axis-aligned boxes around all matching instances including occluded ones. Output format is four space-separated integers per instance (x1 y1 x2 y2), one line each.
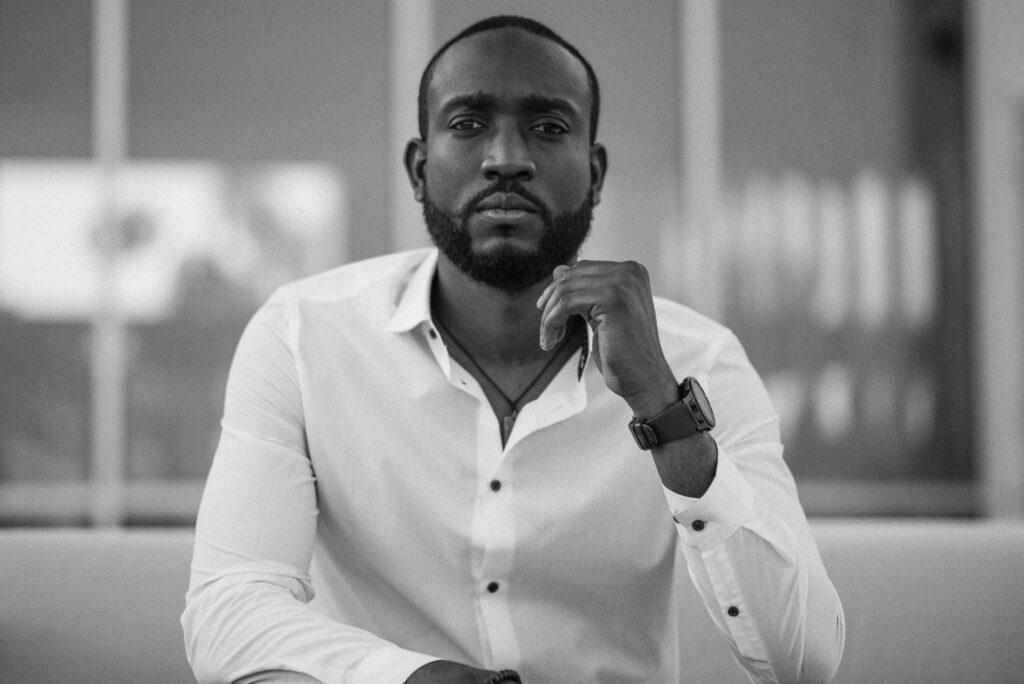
417 15 601 144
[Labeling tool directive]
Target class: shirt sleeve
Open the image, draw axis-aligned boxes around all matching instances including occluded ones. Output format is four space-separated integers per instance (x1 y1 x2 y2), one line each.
662 331 846 684
181 295 439 684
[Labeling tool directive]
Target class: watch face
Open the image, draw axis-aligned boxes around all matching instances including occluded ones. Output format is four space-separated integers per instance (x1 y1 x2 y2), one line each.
684 377 716 430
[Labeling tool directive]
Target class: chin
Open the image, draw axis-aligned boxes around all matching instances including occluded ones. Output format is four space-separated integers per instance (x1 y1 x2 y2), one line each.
474 236 538 258
463 246 548 293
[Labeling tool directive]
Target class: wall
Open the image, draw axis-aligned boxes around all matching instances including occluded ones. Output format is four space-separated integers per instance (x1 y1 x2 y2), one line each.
970 0 1024 516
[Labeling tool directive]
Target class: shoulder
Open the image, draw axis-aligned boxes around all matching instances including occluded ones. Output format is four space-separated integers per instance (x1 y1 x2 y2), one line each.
652 296 735 349
268 248 433 307
652 298 777 440
651 296 758 380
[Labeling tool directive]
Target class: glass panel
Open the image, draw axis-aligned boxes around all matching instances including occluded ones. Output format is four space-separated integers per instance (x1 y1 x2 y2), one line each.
714 0 971 499
719 170 956 480
119 162 346 481
0 162 94 524
1 2 95 524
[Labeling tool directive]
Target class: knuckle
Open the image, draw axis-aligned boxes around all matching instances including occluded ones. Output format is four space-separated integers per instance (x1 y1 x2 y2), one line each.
617 261 650 294
624 260 648 280
612 265 636 288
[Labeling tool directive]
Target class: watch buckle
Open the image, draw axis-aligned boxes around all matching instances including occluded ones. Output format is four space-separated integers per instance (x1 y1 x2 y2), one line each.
629 421 658 450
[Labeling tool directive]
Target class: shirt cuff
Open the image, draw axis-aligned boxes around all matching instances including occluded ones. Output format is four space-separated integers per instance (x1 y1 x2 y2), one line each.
661 450 758 550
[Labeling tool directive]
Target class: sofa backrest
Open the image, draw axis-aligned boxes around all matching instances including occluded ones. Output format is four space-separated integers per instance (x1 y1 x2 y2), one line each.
2 521 1023 683
816 520 1024 684
0 529 195 683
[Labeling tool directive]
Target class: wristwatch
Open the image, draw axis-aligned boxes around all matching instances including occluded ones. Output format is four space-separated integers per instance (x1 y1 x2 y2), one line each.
628 376 715 450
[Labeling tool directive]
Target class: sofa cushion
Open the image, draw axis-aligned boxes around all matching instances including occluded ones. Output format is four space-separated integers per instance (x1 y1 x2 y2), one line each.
2 521 1023 683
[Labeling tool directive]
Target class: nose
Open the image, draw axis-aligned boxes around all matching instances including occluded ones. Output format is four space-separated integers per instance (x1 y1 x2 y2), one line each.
481 124 536 181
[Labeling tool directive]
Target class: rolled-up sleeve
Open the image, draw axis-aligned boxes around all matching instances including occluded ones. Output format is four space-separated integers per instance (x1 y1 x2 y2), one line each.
663 331 846 683
181 295 437 684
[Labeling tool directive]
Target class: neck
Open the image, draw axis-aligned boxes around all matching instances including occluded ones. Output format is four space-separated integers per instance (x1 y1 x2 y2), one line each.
432 253 552 366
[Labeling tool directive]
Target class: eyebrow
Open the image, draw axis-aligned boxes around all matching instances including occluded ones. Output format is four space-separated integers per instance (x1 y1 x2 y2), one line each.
439 92 581 119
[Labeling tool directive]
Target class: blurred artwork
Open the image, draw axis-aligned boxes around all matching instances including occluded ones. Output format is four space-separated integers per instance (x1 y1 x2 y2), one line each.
0 160 346 485
0 160 345 321
666 169 952 482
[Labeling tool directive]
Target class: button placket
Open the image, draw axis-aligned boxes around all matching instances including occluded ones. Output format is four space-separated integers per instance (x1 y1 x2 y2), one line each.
471 452 520 666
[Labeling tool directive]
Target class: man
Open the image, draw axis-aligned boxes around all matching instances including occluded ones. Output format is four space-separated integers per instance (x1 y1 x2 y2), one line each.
183 15 845 684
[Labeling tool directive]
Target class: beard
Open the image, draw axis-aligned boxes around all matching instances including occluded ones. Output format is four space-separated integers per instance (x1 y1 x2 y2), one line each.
423 180 594 294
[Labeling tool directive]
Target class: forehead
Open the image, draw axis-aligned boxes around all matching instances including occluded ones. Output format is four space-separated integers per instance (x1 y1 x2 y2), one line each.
428 28 591 120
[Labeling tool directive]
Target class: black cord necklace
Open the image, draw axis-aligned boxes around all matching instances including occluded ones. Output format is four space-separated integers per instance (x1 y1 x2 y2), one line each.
433 313 575 442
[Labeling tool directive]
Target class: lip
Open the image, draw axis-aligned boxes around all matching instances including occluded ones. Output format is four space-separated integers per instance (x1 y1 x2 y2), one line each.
474 192 538 214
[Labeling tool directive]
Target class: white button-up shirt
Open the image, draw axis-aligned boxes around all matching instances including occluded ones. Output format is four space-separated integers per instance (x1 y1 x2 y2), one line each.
183 248 844 684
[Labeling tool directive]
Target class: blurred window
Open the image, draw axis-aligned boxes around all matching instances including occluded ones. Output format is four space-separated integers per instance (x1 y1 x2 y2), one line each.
712 0 972 514
1 0 972 523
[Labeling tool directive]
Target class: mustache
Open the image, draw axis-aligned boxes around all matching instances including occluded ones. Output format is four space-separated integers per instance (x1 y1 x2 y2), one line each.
458 181 552 224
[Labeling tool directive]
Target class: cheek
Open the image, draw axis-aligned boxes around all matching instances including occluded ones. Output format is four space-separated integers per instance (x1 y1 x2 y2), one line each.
549 160 594 206
424 154 474 205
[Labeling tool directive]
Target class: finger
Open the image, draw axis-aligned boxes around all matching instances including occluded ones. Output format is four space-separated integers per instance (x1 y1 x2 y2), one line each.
539 280 603 350
536 263 573 311
539 307 567 351
538 284 574 350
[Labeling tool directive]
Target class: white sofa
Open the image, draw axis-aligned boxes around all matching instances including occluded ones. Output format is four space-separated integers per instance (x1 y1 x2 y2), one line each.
2 520 1023 683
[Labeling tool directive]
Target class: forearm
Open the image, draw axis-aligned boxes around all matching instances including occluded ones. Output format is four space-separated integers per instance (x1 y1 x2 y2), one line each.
624 369 718 499
186 428 436 683
681 514 844 682
650 431 718 498
668 454 845 683
184 571 438 684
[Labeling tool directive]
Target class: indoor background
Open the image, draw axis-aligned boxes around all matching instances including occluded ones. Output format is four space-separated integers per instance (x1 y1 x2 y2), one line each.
2 0 1022 525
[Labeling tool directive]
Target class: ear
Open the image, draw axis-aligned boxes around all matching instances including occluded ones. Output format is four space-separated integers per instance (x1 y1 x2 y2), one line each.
589 142 608 207
404 138 427 203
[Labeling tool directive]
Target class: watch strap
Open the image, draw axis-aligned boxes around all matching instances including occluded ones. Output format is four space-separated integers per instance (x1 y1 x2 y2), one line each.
629 395 700 450
629 376 717 450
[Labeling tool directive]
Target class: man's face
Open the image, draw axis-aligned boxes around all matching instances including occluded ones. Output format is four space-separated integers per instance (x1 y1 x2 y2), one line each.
410 28 606 293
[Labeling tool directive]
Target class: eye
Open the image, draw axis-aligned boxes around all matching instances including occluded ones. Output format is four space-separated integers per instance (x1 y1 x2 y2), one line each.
449 117 484 132
532 120 569 136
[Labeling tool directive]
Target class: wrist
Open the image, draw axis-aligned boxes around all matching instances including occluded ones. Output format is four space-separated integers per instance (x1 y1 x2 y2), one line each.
653 431 718 497
625 373 678 420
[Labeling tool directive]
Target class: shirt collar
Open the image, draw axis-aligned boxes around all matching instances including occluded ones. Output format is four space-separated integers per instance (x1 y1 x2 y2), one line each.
384 248 439 333
383 247 594 379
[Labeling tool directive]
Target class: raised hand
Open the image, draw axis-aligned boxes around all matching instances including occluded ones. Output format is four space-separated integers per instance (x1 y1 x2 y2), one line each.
536 260 678 418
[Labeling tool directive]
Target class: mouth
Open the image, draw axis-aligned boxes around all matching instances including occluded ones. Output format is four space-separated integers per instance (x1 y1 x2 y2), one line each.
473 193 539 225
477 207 534 222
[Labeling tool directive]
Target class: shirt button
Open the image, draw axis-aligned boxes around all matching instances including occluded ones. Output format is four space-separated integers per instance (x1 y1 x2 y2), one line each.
429 329 437 339
691 520 706 531
487 581 500 593
727 606 740 617
490 480 501 492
